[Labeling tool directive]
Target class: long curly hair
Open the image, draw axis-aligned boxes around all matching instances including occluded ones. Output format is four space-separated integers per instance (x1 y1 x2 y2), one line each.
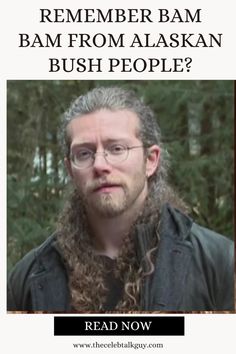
56 87 188 312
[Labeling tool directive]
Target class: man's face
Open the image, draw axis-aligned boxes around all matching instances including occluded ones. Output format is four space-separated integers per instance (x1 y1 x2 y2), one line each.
65 109 160 218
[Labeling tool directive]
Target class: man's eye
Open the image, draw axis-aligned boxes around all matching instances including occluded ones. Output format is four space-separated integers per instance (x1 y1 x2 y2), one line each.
108 144 126 155
75 150 92 161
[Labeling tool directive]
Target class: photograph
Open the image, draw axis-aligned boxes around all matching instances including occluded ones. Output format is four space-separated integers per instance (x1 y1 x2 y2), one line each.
7 80 234 313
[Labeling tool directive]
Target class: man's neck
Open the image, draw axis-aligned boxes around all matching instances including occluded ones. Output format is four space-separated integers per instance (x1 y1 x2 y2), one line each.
87 200 145 259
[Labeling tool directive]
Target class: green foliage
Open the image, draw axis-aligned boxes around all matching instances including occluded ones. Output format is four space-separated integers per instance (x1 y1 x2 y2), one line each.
7 80 234 272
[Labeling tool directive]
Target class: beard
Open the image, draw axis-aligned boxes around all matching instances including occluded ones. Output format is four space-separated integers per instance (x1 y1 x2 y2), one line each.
87 185 129 217
76 172 147 218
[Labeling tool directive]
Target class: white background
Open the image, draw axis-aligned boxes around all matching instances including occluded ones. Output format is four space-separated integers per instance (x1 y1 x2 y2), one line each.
1 0 236 79
0 0 235 353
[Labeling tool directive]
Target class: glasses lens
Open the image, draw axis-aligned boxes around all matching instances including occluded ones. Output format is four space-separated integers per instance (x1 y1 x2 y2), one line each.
106 144 128 164
72 148 93 168
70 145 130 168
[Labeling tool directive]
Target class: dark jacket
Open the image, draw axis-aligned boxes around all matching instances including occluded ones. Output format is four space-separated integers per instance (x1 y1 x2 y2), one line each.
7 204 234 312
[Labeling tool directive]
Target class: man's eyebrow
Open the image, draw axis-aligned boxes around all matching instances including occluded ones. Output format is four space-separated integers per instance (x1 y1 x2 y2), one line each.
70 142 95 150
71 138 131 147
71 142 93 147
103 138 131 144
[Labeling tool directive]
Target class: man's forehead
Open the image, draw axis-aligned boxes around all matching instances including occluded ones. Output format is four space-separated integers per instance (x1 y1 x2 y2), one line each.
67 109 140 140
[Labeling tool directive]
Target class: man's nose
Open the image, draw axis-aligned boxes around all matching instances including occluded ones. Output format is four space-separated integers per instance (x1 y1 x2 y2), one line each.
92 152 112 174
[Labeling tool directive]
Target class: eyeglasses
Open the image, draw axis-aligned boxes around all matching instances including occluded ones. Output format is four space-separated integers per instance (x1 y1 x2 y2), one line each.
70 144 144 169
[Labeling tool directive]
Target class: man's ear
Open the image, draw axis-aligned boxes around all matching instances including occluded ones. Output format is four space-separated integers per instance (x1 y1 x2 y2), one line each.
145 145 160 178
64 157 73 179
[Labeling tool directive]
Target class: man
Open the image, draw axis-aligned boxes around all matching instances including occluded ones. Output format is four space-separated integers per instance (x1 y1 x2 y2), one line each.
7 86 234 312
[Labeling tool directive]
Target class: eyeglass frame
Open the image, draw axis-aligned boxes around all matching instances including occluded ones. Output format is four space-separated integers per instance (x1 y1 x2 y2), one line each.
69 144 147 169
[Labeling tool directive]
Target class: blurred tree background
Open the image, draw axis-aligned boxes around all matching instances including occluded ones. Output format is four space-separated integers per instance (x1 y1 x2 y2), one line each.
7 80 234 272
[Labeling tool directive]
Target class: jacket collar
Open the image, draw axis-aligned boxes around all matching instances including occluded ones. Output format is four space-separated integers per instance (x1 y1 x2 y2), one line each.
134 203 192 261
135 203 194 311
29 235 71 312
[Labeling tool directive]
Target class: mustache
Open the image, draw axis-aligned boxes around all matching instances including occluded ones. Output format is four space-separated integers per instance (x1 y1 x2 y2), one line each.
86 178 124 192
